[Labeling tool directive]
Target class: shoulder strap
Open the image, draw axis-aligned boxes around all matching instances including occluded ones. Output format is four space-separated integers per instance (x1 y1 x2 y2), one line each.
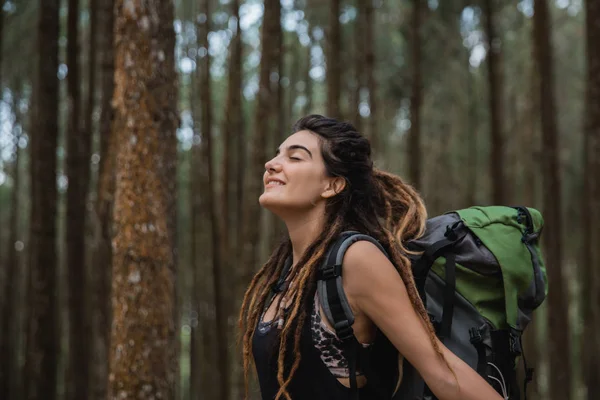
316 231 388 399
316 231 388 333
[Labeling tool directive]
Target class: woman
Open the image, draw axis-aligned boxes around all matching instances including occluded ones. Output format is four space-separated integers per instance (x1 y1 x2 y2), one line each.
238 115 503 400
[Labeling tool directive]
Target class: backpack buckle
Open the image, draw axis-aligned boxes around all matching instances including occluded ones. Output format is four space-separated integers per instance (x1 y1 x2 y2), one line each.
334 320 354 341
509 331 522 355
317 264 342 280
469 327 483 344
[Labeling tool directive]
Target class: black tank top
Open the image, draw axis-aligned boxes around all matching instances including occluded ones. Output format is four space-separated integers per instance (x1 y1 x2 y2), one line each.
252 291 400 400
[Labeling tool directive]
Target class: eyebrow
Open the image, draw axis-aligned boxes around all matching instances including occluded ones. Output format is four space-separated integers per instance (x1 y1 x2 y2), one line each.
276 144 313 158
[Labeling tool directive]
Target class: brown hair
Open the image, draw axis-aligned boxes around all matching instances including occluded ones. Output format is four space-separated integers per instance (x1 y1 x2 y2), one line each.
238 115 446 399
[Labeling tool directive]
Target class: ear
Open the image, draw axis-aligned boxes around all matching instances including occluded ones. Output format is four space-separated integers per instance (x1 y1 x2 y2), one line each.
321 176 346 199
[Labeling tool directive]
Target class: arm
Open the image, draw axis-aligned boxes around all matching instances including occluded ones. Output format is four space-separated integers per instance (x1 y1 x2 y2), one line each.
341 241 504 400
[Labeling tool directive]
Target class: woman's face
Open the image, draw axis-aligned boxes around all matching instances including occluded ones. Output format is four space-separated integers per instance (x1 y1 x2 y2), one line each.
259 130 335 214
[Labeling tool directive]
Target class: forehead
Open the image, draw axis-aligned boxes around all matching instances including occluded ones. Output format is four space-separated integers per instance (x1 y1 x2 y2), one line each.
280 130 321 153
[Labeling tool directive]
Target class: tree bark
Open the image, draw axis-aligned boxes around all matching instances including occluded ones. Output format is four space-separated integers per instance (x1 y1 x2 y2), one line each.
196 0 230 398
66 0 92 397
0 86 22 400
303 40 313 116
582 0 600 398
326 0 341 118
352 0 364 132
108 1 179 398
364 0 377 153
26 0 60 398
408 0 422 190
239 0 280 336
532 2 571 400
484 0 506 204
90 0 115 398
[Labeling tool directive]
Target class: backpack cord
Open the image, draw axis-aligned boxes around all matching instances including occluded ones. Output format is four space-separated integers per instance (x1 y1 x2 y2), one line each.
488 361 509 400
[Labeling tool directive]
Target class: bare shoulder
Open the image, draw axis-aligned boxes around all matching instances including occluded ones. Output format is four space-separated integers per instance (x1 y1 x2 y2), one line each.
341 239 406 308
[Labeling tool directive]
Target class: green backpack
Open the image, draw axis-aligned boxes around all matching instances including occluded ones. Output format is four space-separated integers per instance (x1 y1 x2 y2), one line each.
315 206 548 400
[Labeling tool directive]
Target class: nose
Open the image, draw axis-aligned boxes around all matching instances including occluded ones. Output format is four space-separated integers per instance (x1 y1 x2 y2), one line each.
264 157 282 172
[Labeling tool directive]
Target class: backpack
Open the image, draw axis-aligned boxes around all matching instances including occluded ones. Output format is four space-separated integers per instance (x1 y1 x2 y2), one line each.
315 206 548 400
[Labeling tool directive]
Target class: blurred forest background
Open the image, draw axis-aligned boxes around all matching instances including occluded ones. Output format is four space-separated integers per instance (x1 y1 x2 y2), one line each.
0 0 598 399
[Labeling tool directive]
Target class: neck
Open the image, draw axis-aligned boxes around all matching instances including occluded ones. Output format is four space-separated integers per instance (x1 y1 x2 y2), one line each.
282 206 327 266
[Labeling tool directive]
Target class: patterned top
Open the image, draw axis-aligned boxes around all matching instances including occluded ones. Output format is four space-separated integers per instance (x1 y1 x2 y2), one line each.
258 290 373 378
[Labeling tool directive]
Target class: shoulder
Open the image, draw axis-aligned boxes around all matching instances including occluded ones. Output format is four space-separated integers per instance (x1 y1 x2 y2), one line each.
341 238 405 307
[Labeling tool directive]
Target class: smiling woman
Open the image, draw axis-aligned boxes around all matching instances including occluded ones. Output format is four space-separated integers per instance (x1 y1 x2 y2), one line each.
238 114 504 400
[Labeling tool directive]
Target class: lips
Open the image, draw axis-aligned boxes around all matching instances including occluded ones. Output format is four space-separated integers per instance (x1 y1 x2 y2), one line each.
265 177 286 186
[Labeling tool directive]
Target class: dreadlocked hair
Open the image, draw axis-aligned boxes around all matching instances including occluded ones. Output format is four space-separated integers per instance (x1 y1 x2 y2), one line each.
238 115 453 400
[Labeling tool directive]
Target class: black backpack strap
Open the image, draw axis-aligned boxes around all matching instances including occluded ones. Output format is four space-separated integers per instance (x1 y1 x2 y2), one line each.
439 253 457 341
316 232 388 399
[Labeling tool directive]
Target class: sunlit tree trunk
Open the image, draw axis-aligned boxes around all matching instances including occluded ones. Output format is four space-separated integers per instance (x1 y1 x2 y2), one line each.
26 0 60 398
66 0 92 396
326 0 341 118
108 0 179 398
408 0 422 190
484 0 506 204
90 0 114 398
582 1 600 398
532 2 571 400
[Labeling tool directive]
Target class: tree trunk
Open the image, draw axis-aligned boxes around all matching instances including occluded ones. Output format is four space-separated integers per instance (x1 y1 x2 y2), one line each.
66 0 92 397
484 0 506 205
364 0 377 153
0 86 22 400
269 8 285 249
240 0 280 291
90 0 115 398
522 39 541 400
108 1 179 398
582 0 600 398
26 0 60 398
0 0 4 271
352 0 364 132
465 50 478 206
532 2 571 400
303 40 313 116
326 0 341 118
196 0 230 397
408 0 422 190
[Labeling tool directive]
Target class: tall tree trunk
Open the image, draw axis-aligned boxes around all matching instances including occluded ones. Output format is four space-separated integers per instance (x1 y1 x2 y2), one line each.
522 38 541 400
108 1 179 398
465 53 478 206
0 0 4 271
66 0 91 397
222 0 243 316
364 0 377 153
85 0 98 144
303 40 313 116
582 0 600 398
269 10 285 249
532 2 571 400
352 0 364 132
0 87 22 400
408 0 422 190
26 0 60 398
484 0 506 204
90 0 114 398
326 0 341 118
239 0 280 311
190 69 216 400
196 0 230 398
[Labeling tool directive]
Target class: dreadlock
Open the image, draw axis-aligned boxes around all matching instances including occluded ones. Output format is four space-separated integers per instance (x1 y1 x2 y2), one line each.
238 115 450 400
